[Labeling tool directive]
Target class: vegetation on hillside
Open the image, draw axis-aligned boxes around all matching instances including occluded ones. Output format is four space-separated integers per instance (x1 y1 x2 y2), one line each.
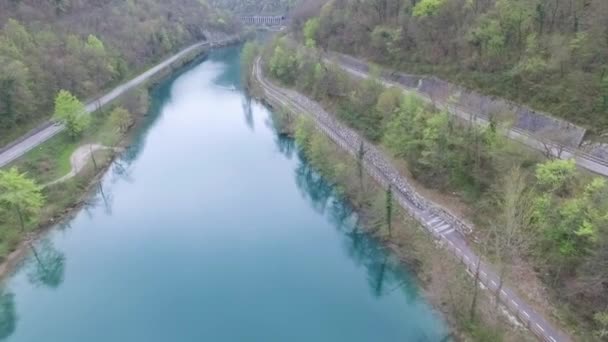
0 0 239 143
290 0 608 132
289 113 530 341
263 36 608 339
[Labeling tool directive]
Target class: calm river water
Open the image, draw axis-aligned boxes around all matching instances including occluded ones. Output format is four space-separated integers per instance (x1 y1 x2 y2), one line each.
0 46 448 341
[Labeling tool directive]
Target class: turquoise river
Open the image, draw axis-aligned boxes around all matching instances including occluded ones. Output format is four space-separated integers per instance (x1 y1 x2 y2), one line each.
0 46 449 341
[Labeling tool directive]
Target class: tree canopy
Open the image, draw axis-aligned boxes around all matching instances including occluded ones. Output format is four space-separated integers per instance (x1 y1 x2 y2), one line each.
303 0 608 131
0 0 239 142
0 168 44 231
53 90 90 139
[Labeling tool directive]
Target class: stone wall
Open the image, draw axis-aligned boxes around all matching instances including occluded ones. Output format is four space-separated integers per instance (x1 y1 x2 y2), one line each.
332 53 587 148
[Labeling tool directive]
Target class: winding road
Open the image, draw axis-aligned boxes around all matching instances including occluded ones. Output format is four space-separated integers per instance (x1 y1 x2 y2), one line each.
324 54 608 177
0 36 238 168
253 57 570 342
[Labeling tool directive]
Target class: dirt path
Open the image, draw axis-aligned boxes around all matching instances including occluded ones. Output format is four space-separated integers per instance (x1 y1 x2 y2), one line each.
45 144 116 186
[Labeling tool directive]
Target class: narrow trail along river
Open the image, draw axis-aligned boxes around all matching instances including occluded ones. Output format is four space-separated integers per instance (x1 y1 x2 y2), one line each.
0 46 448 341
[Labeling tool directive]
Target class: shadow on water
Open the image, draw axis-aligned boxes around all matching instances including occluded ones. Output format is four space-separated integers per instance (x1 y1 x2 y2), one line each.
0 238 65 341
242 95 255 131
207 45 243 90
270 116 420 301
0 48 224 341
25 239 65 289
0 289 16 341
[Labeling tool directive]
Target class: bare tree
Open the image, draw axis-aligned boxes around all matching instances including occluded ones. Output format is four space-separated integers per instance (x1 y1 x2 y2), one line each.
538 127 568 160
491 167 534 307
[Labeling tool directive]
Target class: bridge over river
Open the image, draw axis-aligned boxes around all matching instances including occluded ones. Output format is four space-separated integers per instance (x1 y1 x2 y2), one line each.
239 15 286 26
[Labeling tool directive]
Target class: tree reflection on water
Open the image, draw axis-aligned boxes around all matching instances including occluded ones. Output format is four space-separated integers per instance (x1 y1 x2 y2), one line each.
0 289 16 340
277 133 421 302
26 239 66 289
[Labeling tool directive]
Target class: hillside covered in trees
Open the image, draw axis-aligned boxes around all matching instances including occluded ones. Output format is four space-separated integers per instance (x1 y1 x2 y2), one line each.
260 2 608 333
296 0 608 133
0 0 239 144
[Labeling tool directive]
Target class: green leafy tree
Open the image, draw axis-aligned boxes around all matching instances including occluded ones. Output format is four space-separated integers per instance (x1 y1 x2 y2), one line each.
303 17 320 48
311 62 327 99
109 106 133 133
535 159 576 194
370 26 403 61
269 44 297 84
294 116 316 154
594 311 608 339
308 131 336 179
84 34 105 55
533 174 607 277
53 90 90 139
468 17 506 61
383 94 426 161
0 56 35 129
375 87 402 117
418 112 451 172
84 35 114 89
0 168 44 232
3 19 34 53
413 0 447 17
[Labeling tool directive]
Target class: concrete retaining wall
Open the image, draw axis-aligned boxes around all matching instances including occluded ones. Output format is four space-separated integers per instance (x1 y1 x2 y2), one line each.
333 53 587 148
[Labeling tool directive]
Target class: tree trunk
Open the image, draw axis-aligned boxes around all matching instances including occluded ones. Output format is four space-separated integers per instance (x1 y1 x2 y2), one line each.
495 263 506 308
469 258 482 321
30 244 48 274
16 205 25 232
90 146 98 170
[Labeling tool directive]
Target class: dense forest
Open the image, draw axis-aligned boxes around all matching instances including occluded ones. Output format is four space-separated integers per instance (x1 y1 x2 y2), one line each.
0 0 239 143
292 0 608 132
261 26 608 337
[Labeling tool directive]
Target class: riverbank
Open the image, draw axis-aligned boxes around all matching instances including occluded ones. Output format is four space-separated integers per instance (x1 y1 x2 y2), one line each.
254 90 532 342
0 38 243 279
250 53 573 341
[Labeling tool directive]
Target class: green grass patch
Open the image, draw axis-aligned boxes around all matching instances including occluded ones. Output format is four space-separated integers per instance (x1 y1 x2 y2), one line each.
7 133 79 184
0 105 122 262
4 108 120 185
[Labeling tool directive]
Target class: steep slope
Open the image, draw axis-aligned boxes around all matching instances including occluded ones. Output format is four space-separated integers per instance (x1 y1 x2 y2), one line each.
301 0 608 133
